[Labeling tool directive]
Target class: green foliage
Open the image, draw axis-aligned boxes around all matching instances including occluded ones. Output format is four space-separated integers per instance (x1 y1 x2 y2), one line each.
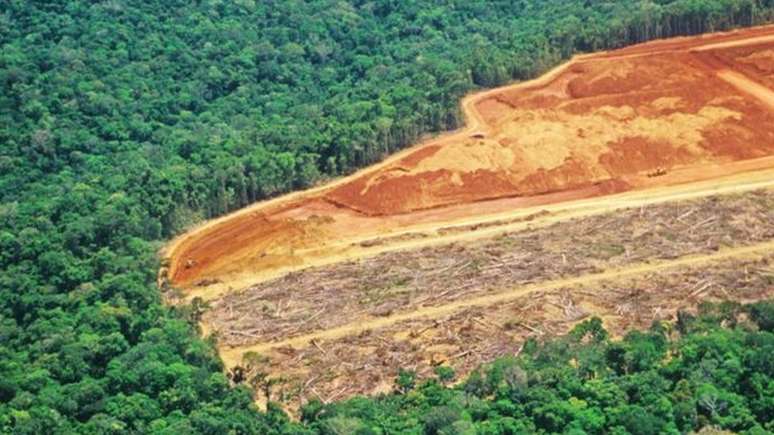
748 300 774 331
395 369 417 394
1 0 773 433
434 366 455 385
422 406 471 435
314 304 774 434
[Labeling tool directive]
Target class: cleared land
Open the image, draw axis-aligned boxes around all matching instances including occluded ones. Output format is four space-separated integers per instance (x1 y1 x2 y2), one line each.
208 190 774 348
239 249 774 407
161 27 774 409
164 26 774 294
327 47 774 215
702 40 774 90
200 188 774 410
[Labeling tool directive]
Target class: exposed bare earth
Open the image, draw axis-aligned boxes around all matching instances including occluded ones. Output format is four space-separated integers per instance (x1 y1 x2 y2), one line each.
171 167 774 303
164 26 774 293
327 50 774 215
160 27 774 410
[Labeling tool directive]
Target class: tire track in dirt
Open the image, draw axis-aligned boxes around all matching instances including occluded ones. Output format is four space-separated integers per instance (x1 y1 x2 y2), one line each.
690 45 774 110
717 70 774 110
219 239 774 362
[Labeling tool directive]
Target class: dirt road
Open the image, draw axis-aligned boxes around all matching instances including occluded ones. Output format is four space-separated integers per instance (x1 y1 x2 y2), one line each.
717 70 774 109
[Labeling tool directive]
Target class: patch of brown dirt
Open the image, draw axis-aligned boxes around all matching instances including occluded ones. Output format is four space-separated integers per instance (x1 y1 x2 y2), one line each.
169 212 321 288
598 136 693 174
708 42 774 89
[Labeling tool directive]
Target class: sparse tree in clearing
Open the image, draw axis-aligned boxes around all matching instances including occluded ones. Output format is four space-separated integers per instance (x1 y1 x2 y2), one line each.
395 369 417 394
434 366 455 385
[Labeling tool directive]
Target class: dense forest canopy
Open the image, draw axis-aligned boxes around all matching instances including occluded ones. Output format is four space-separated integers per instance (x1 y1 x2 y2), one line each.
1 0 773 433
3 0 774 232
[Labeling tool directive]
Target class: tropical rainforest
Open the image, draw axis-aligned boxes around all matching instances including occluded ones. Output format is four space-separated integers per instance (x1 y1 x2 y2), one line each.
1 0 774 433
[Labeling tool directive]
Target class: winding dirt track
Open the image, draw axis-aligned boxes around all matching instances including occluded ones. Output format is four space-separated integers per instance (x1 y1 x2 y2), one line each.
164 25 774 302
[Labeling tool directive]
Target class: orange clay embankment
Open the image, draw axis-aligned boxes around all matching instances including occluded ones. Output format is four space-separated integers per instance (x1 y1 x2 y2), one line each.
164 25 774 298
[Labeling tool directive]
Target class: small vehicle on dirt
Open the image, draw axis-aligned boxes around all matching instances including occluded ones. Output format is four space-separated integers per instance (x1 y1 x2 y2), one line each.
647 167 668 178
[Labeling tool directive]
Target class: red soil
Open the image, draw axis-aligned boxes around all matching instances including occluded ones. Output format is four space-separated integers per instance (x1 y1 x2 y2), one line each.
325 47 774 216
166 25 774 291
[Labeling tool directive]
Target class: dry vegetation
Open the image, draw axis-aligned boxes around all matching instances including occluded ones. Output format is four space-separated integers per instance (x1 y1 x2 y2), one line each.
240 250 774 408
202 189 774 411
206 190 774 347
